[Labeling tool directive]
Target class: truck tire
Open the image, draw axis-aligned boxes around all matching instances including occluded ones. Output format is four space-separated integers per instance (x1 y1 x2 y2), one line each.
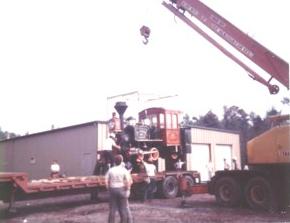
161 176 179 199
244 176 277 212
214 176 242 207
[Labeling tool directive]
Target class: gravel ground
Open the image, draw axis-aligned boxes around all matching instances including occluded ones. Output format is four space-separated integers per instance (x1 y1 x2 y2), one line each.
1 193 289 223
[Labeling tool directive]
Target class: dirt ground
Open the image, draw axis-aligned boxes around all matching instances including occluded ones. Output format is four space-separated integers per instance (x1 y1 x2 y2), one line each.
1 192 289 223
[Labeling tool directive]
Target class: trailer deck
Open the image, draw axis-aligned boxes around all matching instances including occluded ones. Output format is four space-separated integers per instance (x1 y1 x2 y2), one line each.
0 170 202 212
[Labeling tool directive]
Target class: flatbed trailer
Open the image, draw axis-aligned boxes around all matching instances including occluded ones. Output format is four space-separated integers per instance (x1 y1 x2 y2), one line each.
0 170 201 212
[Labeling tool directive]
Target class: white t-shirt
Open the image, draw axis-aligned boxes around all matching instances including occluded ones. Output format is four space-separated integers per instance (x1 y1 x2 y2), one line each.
144 162 156 177
174 160 184 170
103 137 116 151
51 163 60 173
105 165 132 188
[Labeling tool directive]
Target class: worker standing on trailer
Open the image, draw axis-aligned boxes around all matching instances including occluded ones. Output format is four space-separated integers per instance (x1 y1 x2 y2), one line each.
103 133 121 168
105 154 133 223
108 112 121 133
50 160 60 178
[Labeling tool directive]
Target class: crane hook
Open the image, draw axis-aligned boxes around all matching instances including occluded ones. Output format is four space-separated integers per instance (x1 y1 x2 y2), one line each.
140 25 151 45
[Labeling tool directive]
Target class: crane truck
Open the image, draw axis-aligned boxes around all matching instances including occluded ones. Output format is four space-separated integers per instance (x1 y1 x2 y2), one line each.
158 0 290 212
0 0 289 214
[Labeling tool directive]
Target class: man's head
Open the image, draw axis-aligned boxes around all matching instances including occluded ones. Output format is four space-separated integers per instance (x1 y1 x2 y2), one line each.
109 133 116 138
114 154 123 166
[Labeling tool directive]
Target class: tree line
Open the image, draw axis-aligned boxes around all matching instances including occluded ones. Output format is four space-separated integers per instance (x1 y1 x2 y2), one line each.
0 128 18 141
180 97 289 165
1 97 289 157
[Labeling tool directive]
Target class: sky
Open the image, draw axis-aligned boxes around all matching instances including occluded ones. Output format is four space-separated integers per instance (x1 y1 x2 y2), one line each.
0 0 289 135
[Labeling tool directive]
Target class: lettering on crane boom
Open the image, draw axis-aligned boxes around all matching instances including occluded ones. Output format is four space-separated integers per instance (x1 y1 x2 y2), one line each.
278 149 290 158
179 1 254 58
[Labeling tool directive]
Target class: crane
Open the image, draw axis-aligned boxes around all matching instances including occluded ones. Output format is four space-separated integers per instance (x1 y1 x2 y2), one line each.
141 0 289 94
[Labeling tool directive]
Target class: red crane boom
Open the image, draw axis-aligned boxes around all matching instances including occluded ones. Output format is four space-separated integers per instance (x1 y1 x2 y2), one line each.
162 0 289 94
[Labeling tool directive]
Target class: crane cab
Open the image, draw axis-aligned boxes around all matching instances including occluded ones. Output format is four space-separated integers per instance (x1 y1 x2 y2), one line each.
138 108 182 147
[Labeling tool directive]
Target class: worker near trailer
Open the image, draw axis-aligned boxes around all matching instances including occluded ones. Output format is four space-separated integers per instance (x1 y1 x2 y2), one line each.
232 157 238 170
50 160 60 178
174 158 185 171
143 157 157 202
132 150 146 173
105 154 133 223
103 133 121 168
223 158 230 170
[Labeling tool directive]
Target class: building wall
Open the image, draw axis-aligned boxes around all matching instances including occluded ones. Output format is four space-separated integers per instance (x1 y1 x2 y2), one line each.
186 127 240 181
0 122 107 180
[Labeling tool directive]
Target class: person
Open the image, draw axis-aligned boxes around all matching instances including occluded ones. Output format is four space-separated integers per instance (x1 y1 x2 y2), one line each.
105 154 133 223
223 158 230 170
143 157 157 202
174 159 185 171
207 161 214 179
108 112 121 133
50 160 60 178
232 157 238 170
103 133 121 168
93 152 109 175
170 152 179 170
132 150 146 173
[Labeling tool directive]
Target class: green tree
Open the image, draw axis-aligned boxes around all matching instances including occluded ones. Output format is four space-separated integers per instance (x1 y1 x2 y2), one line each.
248 112 268 140
0 127 18 141
196 110 221 128
180 114 195 127
221 106 250 166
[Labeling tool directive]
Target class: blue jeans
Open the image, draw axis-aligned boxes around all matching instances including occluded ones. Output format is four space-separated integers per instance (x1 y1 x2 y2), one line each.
144 179 157 201
108 187 133 223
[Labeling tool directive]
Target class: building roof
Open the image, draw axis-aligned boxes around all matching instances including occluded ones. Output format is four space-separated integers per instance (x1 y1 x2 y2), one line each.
0 120 107 143
187 125 240 135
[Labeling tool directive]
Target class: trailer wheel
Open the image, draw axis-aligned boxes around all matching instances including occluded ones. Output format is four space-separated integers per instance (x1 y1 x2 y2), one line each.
161 176 179 199
179 175 195 197
214 176 242 207
245 176 277 212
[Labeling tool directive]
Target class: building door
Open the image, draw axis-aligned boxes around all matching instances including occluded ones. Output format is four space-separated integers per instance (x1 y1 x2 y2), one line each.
214 145 232 171
81 153 94 175
187 144 210 182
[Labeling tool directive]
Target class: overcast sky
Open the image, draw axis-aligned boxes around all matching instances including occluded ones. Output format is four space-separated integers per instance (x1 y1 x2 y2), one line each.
0 0 289 135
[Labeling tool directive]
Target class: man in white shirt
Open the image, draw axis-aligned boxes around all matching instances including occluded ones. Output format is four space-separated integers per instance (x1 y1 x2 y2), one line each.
50 160 60 178
103 133 121 168
105 154 133 223
174 159 185 171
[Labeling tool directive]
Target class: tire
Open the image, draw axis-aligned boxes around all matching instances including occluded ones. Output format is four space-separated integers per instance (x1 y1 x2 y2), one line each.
214 176 242 207
245 176 277 212
161 176 179 199
179 175 195 197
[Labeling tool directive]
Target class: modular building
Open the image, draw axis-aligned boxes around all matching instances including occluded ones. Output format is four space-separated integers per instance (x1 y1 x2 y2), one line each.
185 127 240 181
0 121 107 180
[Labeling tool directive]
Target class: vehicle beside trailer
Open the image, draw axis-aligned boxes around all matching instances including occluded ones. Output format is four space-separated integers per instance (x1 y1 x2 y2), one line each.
208 115 290 212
